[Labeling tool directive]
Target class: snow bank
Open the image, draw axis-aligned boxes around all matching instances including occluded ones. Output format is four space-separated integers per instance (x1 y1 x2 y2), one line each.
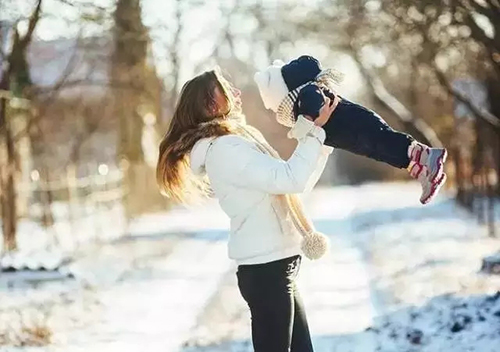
367 292 500 352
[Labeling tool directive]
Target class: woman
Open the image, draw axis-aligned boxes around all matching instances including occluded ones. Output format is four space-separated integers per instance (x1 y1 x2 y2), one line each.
156 67 335 352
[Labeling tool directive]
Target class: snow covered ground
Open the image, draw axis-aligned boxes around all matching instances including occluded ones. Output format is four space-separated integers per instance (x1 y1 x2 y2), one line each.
0 201 125 272
1 182 499 352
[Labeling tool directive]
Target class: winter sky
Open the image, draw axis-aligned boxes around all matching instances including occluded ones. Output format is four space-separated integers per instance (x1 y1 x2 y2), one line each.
2 0 365 97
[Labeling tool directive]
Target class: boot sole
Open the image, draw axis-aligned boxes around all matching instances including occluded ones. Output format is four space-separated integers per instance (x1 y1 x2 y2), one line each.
421 172 447 205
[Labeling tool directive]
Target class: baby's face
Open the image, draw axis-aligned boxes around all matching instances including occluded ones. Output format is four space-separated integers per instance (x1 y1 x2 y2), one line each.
253 63 289 112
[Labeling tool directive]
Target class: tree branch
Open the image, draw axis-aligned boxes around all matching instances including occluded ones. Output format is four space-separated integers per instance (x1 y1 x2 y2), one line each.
468 0 496 18
413 7 500 130
55 0 108 12
432 61 500 129
13 80 158 144
0 89 31 108
460 1 500 53
168 0 183 106
19 0 43 51
484 0 500 10
349 45 444 148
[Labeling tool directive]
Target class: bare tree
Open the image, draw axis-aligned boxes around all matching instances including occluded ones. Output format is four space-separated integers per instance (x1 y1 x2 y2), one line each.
0 0 42 251
111 0 166 218
0 0 121 251
381 0 499 234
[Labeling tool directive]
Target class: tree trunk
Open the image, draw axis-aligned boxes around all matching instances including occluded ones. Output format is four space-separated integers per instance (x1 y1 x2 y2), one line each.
0 92 18 252
39 165 54 228
112 0 147 163
111 0 166 218
0 1 41 252
473 118 485 223
486 168 495 237
486 77 500 196
453 144 466 205
497 128 500 196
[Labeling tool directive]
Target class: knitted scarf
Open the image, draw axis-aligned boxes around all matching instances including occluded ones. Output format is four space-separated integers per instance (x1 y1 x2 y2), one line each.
233 123 329 260
276 68 343 128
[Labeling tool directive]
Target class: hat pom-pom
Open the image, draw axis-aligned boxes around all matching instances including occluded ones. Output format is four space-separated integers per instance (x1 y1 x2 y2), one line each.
301 232 329 260
273 59 286 67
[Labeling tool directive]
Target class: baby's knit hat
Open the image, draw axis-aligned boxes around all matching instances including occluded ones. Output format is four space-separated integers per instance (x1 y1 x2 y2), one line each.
254 56 321 112
281 55 323 91
253 59 289 112
254 55 341 127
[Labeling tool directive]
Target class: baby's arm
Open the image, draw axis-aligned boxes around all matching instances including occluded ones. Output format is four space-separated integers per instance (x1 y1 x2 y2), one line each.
296 85 338 121
296 85 325 120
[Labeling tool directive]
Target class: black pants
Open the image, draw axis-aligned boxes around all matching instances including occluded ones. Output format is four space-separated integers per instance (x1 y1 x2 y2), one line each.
237 255 313 352
323 98 414 169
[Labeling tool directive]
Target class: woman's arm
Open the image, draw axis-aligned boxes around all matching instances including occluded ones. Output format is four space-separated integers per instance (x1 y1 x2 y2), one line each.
303 145 334 193
206 116 326 194
287 114 333 192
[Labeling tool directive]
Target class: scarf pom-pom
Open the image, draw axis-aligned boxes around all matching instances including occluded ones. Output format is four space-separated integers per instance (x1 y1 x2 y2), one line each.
301 232 329 260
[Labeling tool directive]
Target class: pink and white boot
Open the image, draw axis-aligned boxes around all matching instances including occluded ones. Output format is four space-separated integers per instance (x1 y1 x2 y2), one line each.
408 142 448 204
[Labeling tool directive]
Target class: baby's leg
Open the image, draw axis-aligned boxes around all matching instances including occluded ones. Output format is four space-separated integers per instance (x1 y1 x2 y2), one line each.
323 98 447 204
323 98 413 169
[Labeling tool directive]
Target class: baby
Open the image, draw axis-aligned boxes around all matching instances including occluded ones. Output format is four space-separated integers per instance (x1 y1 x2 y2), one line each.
254 55 447 204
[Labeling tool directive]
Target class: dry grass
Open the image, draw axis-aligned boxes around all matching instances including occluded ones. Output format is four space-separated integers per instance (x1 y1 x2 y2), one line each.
0 309 53 347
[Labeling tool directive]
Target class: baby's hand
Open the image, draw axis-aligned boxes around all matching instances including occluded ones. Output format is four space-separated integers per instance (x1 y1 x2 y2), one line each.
321 86 337 102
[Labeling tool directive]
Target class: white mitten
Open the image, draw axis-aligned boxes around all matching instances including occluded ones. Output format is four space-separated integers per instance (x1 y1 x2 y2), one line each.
287 115 325 142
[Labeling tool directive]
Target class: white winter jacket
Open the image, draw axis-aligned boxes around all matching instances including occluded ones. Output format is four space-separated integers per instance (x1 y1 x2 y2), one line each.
189 117 332 265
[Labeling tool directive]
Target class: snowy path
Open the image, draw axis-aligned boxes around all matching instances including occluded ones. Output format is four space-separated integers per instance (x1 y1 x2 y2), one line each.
181 184 499 352
298 241 377 351
2 183 499 352
298 189 378 349
61 184 443 352
182 187 383 351
65 236 231 352
58 201 234 352
57 187 380 352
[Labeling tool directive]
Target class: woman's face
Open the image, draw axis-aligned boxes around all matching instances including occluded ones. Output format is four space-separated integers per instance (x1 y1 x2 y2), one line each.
229 84 242 110
213 79 242 115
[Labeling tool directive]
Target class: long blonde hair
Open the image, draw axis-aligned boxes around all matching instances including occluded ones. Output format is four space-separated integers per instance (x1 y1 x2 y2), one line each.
156 68 241 203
